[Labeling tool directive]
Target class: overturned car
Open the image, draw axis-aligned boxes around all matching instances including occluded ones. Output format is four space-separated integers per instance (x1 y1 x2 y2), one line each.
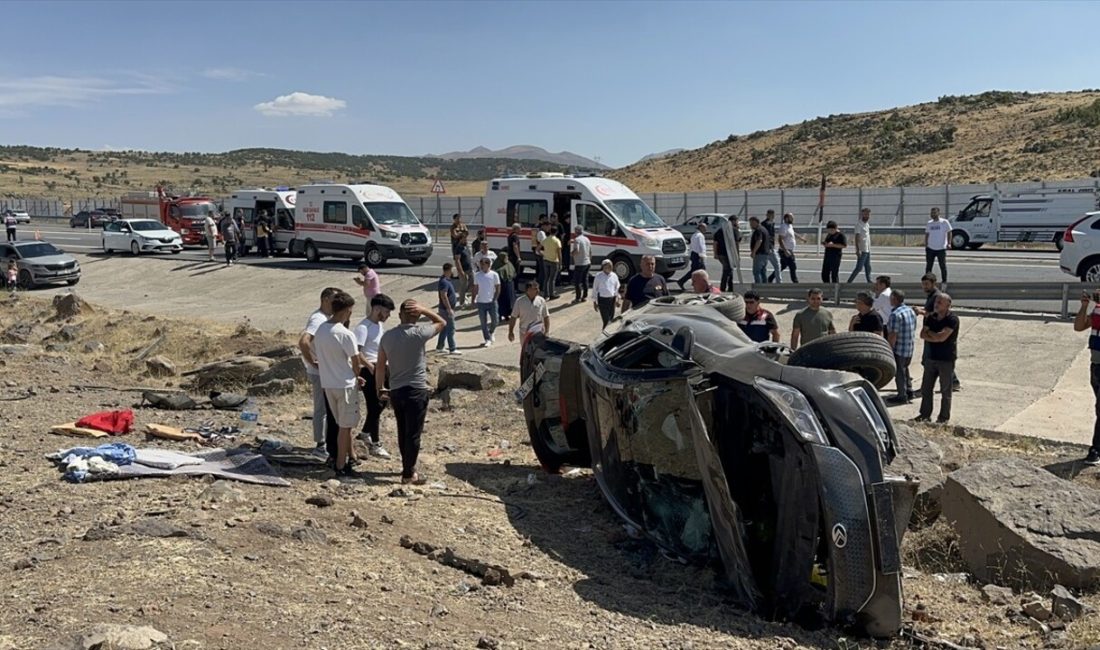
518 294 917 638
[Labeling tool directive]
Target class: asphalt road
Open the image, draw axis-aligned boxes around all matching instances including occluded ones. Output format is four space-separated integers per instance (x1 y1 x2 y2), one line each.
19 222 1077 313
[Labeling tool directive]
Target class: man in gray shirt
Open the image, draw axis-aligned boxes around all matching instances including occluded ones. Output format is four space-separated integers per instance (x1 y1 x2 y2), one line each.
376 299 445 484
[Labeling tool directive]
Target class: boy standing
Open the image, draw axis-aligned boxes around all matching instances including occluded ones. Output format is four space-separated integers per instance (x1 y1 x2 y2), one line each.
353 294 395 459
314 291 366 476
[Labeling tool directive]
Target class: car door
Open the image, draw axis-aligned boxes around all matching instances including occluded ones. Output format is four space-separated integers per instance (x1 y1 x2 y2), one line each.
518 333 590 473
102 221 119 249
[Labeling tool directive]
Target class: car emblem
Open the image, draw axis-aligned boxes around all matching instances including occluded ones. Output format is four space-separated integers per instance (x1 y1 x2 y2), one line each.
831 524 847 549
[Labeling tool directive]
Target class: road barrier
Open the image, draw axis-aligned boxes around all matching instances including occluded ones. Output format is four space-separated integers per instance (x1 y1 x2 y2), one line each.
747 282 1088 318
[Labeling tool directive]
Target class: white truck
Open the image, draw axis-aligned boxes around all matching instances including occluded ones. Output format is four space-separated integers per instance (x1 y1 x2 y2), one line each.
483 173 687 280
225 188 297 253
290 183 431 266
949 188 1100 250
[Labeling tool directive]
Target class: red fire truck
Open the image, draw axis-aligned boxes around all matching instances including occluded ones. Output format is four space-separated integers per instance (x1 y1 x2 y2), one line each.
120 188 219 246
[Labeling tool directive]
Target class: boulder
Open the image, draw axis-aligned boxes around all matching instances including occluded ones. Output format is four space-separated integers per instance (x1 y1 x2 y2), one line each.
942 458 1100 589
259 345 299 360
248 378 295 397
83 341 105 354
56 324 83 341
1051 584 1091 621
145 355 177 377
253 356 307 384
437 360 504 392
52 293 92 320
63 624 167 650
980 583 1014 606
184 356 273 390
891 423 946 525
3 323 38 344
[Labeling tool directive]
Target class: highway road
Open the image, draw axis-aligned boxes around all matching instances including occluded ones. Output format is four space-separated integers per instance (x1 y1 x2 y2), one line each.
15 222 1078 313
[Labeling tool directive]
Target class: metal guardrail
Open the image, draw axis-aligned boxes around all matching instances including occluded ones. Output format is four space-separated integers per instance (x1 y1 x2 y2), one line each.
747 282 1085 318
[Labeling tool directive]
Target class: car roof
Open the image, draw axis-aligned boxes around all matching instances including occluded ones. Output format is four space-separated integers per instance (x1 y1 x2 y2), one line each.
11 239 55 247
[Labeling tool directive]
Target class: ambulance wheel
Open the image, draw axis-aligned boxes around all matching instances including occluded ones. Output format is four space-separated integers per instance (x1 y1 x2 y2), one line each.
364 244 384 267
304 241 320 263
949 230 969 250
410 257 429 266
611 254 634 282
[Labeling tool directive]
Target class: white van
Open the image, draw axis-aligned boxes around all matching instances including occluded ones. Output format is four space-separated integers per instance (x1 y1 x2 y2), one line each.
226 188 296 253
483 173 687 280
949 188 1100 250
291 183 432 266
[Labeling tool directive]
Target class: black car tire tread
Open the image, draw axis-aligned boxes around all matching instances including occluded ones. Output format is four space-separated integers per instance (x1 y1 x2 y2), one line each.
787 332 896 389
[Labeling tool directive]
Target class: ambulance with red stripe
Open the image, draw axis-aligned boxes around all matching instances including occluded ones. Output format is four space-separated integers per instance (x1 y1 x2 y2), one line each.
290 183 432 267
484 173 687 280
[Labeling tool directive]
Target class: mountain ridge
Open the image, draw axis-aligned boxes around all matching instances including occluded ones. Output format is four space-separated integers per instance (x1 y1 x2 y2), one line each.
428 144 608 170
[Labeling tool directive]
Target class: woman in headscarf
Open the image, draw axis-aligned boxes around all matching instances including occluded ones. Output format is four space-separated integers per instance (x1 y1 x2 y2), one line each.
492 249 516 320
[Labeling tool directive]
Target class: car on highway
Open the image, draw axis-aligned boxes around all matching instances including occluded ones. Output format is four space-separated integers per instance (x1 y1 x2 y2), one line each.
673 213 752 241
518 294 913 638
0 240 81 288
70 210 113 228
102 219 184 256
1059 211 1100 281
3 209 31 224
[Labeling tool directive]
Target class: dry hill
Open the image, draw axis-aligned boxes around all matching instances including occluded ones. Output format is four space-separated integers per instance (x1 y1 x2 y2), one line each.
615 90 1100 191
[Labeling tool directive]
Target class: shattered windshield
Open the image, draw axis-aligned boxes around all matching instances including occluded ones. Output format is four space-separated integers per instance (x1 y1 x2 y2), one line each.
605 199 666 229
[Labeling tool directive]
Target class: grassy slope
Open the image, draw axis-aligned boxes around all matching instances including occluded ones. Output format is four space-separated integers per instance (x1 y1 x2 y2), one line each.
614 91 1100 191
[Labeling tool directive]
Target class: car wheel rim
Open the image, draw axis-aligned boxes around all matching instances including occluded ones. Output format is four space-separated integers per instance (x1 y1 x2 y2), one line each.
951 234 966 248
1086 265 1100 283
366 248 382 266
131 242 139 255
613 260 631 280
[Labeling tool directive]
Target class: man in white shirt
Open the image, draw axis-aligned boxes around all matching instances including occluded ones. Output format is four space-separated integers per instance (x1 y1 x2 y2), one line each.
298 287 339 458
676 222 708 290
202 211 218 262
925 207 950 281
847 208 873 283
353 293 395 460
872 275 893 332
315 291 366 477
472 240 497 268
775 212 804 283
571 225 592 304
509 280 550 345
472 257 501 347
591 259 620 327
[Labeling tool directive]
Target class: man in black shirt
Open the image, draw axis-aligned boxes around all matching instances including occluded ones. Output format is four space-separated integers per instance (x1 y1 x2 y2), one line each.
714 219 732 292
919 273 961 390
821 220 846 283
750 216 771 284
507 224 522 290
849 292 883 335
915 293 959 424
622 255 669 312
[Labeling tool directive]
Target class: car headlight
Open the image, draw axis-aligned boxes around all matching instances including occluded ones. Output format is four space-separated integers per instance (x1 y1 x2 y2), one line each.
754 378 828 445
642 236 658 247
381 229 399 240
181 229 190 235
847 386 892 454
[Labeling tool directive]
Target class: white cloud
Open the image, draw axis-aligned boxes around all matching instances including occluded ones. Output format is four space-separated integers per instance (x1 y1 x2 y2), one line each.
253 91 347 117
0 74 173 112
202 67 266 81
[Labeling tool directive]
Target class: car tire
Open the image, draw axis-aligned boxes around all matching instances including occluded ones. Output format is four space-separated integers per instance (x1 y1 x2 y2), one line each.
171 250 181 254
1079 256 1100 282
787 332 896 389
1055 233 1065 252
17 269 32 289
949 230 969 250
103 243 112 255
647 293 746 322
130 241 140 256
364 244 384 267
409 257 429 266
304 241 320 263
611 254 634 281
966 243 983 250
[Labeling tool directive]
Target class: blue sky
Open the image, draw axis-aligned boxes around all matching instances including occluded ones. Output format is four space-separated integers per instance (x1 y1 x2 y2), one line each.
1 0 1098 167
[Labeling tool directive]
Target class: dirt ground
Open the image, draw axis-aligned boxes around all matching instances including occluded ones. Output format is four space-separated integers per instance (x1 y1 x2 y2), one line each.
2 294 1100 650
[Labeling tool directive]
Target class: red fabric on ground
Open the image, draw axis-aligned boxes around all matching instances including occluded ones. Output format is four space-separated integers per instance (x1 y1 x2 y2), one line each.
75 409 135 435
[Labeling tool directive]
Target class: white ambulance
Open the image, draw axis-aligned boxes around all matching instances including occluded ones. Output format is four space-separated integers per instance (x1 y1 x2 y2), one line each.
290 183 432 266
483 173 687 280
225 188 297 253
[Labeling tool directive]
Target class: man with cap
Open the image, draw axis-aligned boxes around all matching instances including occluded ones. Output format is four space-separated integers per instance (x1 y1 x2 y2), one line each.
591 259 620 327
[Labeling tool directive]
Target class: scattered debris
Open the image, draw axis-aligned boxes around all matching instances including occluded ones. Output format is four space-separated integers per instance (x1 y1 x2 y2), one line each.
247 378 295 396
400 535 527 587
476 635 500 650
306 494 334 508
145 355 177 377
200 480 247 503
349 511 369 529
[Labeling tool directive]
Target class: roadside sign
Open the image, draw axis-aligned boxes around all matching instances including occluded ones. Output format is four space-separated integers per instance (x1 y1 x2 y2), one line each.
431 179 446 194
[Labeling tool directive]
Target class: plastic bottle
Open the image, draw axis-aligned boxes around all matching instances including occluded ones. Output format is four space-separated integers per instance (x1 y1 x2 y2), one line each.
240 397 259 432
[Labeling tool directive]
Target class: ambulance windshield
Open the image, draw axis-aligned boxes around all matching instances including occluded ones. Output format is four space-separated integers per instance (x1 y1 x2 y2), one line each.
605 199 666 229
365 202 420 226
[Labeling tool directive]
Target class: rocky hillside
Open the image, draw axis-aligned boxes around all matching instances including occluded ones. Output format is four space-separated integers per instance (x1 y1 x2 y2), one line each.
429 145 607 170
615 91 1100 191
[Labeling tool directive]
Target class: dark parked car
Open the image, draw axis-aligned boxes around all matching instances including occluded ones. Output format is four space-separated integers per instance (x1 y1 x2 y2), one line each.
518 293 914 638
1 240 81 288
70 210 112 228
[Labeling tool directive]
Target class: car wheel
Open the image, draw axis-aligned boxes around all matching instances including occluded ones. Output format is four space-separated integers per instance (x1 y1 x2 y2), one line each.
949 230 969 250
304 241 320 263
66 278 79 286
103 242 112 255
409 257 429 266
364 244 384 267
17 269 32 289
611 254 634 281
171 250 181 255
966 243 984 250
647 293 746 322
1055 233 1065 252
130 241 140 256
787 331 896 389
1080 257 1100 282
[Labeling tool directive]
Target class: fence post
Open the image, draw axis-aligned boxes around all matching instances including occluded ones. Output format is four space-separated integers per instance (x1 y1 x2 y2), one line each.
899 186 906 246
1062 283 1070 319
944 183 949 217
714 190 718 213
780 189 785 216
858 187 863 214
833 282 841 306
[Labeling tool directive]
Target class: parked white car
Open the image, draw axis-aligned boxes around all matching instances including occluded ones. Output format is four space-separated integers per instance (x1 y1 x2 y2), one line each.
102 219 183 255
4 209 31 224
1058 211 1100 281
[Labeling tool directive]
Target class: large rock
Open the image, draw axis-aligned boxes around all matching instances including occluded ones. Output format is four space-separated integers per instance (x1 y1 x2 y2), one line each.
942 458 1100 589
253 356 307 384
145 355 177 377
52 293 92 320
248 378 296 397
259 345 299 360
64 624 167 649
437 360 504 392
184 356 273 389
890 423 945 525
